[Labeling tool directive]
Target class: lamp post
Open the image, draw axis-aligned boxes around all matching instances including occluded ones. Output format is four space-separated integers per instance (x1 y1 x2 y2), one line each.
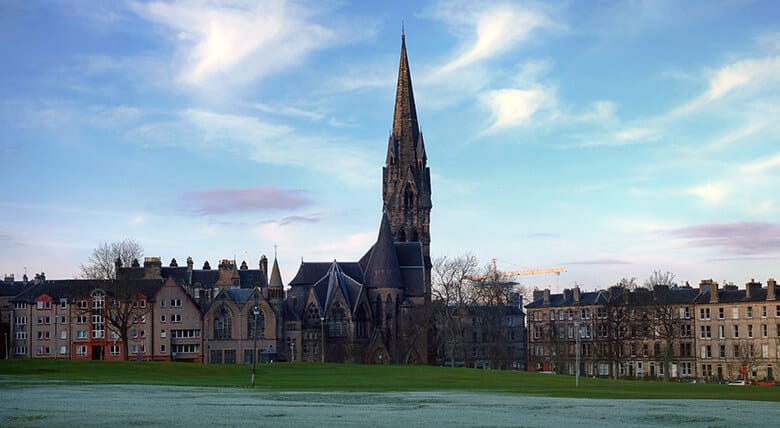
251 302 259 388
574 321 580 388
320 315 325 363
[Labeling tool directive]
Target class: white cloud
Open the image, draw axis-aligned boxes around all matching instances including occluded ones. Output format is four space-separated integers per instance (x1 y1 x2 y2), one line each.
481 87 553 132
129 0 358 87
740 152 780 175
686 182 729 205
427 1 557 75
614 127 662 143
673 55 780 116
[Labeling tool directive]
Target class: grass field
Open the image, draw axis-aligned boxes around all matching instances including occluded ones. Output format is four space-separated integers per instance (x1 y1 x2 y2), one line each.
2 359 780 402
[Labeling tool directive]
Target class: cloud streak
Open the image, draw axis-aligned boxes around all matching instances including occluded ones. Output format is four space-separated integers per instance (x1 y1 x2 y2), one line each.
665 222 780 255
429 1 556 75
181 186 311 215
129 0 367 88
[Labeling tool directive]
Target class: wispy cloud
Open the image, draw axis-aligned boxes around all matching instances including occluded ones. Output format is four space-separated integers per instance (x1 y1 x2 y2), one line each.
130 108 376 186
427 1 557 75
129 0 373 89
665 222 780 255
181 186 311 216
671 55 780 117
278 214 321 226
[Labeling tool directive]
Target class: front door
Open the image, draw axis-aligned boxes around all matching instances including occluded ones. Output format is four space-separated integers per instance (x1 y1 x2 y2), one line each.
91 346 104 360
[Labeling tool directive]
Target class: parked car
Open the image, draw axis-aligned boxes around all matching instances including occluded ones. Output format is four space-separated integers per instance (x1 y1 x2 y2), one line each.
727 379 746 386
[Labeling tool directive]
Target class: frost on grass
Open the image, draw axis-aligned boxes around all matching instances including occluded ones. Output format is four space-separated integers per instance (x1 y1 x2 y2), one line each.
0 383 778 427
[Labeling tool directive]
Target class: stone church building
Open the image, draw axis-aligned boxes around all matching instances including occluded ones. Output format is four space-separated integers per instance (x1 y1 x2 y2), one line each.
98 34 433 365
286 32 432 364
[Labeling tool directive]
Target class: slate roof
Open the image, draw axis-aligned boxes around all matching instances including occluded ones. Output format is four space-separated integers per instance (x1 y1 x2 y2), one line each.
224 288 255 305
363 213 402 288
312 262 364 314
0 281 32 297
269 257 284 289
119 263 268 290
11 279 163 303
290 262 364 287
525 286 700 309
694 285 779 304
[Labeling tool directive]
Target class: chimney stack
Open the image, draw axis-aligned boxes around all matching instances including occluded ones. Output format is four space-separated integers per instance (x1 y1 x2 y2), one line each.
573 286 581 304
746 279 761 299
768 278 777 301
543 289 550 306
710 282 719 304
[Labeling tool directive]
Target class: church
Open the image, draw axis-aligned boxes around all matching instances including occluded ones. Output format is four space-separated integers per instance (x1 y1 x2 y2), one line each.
102 33 435 365
284 32 433 364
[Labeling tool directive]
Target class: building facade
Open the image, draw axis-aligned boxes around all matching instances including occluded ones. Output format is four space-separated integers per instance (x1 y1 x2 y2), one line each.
527 279 779 382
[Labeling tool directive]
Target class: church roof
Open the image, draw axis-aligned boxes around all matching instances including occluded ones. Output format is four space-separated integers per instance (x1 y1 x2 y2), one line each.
364 213 403 288
312 261 364 314
289 262 365 286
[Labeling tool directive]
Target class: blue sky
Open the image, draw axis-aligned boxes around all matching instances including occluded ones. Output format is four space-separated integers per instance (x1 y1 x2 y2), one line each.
2 0 780 292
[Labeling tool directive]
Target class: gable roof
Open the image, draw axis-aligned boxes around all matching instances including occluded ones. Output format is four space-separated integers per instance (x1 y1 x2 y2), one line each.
312 262 364 314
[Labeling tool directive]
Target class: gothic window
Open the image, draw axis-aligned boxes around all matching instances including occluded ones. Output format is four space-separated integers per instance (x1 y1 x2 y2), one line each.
398 230 406 242
306 304 321 328
248 309 265 338
213 306 232 339
412 229 419 241
355 306 368 339
404 184 414 210
374 296 383 324
385 296 394 321
328 306 347 337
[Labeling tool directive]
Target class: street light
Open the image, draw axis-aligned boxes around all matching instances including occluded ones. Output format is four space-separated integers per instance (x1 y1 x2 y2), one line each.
251 300 259 388
320 315 325 363
574 321 580 388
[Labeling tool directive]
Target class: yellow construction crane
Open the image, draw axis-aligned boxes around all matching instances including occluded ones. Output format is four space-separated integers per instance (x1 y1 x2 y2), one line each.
465 258 566 281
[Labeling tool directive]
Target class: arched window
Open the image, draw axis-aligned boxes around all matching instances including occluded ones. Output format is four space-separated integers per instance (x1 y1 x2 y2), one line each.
404 184 414 210
374 296 383 325
412 229 419 241
248 309 265 338
328 306 347 337
213 306 232 339
306 304 321 327
398 230 406 242
385 296 394 321
355 306 368 339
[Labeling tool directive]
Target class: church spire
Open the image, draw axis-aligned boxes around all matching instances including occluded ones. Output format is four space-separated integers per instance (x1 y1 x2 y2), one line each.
392 33 419 150
382 33 432 303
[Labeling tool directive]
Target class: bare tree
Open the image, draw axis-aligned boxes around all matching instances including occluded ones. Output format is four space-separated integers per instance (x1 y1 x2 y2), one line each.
80 239 151 360
617 277 638 290
431 254 479 367
604 286 632 378
645 270 677 380
735 340 765 381
79 239 143 280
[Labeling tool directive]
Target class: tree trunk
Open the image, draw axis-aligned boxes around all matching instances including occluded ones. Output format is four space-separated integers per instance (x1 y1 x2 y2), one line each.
122 336 130 361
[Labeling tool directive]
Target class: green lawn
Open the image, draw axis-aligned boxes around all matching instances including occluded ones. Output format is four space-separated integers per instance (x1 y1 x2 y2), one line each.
2 359 779 401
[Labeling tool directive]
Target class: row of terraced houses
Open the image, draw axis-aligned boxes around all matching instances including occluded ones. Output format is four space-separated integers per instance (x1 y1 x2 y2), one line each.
526 278 780 382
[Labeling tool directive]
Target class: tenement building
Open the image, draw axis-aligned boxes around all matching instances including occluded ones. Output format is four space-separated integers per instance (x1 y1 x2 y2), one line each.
526 279 780 381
